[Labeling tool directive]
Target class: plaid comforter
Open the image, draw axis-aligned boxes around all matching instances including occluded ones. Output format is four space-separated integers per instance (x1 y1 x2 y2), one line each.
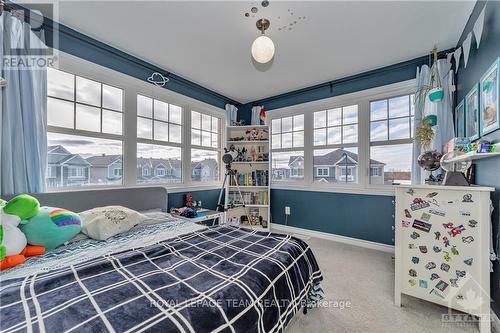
0 226 323 333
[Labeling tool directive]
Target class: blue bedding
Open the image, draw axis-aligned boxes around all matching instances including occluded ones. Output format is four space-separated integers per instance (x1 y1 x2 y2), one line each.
0 224 323 333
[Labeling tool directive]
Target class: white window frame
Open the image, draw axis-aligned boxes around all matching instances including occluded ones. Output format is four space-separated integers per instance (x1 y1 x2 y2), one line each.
370 167 381 177
316 167 329 177
46 51 225 192
189 109 223 184
369 93 414 187
113 168 122 177
267 79 415 196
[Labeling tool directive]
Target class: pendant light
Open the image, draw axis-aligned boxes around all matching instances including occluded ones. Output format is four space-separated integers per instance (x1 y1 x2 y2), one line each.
251 18 275 64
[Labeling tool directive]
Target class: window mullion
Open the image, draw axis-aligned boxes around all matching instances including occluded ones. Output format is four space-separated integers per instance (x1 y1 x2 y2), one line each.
184 106 192 185
303 111 313 185
358 99 370 189
123 89 137 187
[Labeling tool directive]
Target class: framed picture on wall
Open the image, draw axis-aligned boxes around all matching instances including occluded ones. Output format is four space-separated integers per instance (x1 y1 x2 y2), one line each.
479 58 500 136
455 99 465 137
465 83 480 141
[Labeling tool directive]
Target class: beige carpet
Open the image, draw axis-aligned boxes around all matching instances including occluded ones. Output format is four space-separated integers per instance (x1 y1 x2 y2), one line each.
281 232 482 333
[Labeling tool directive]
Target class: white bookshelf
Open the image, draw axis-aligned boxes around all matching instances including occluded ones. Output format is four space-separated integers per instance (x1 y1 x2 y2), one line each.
225 125 271 231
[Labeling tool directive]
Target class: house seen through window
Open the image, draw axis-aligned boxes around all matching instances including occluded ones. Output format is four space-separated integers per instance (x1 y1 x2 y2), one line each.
46 67 124 188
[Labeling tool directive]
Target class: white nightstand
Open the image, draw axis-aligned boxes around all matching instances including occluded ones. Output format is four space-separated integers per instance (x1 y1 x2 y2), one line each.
172 208 224 226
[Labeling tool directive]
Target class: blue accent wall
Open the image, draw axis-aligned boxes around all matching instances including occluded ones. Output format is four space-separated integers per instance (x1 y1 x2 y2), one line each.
238 51 451 124
455 0 500 317
271 190 395 245
168 189 222 211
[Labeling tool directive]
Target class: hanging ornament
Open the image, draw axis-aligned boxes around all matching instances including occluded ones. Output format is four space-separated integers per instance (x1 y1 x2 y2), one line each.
473 6 485 49
428 48 444 103
462 32 472 68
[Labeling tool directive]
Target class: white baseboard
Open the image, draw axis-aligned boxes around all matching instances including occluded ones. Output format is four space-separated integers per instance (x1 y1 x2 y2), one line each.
271 223 395 253
492 310 500 333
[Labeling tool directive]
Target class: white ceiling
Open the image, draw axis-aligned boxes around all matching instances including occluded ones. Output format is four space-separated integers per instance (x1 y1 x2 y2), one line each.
50 1 475 103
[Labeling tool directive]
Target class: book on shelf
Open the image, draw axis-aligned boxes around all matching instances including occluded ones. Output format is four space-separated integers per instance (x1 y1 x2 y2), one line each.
229 170 269 186
228 190 268 205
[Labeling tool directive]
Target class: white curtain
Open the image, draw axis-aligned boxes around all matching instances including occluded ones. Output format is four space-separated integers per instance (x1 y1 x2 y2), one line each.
225 104 237 126
0 12 48 195
412 59 455 184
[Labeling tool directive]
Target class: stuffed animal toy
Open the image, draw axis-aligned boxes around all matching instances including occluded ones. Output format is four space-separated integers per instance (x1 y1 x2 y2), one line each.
20 207 82 251
0 195 45 270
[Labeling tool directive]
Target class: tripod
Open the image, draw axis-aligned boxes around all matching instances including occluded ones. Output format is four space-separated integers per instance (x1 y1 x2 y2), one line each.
216 162 250 226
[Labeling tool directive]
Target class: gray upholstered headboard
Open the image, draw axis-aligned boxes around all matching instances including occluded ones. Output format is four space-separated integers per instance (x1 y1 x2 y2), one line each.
2 187 168 212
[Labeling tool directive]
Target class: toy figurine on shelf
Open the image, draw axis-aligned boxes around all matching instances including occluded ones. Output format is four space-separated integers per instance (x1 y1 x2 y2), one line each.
185 193 193 207
250 146 258 161
245 128 259 141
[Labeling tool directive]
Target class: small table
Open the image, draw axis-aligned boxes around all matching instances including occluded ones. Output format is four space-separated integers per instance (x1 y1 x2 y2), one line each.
172 208 224 226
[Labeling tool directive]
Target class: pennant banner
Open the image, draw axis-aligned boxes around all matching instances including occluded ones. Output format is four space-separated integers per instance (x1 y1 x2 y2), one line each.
446 52 453 66
473 6 485 49
453 47 462 73
462 32 473 68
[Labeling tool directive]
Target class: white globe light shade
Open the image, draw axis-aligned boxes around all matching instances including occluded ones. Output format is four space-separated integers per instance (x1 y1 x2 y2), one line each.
251 35 275 63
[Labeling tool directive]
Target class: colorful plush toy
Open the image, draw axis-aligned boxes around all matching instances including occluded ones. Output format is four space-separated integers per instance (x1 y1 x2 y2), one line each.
20 207 82 251
0 195 45 270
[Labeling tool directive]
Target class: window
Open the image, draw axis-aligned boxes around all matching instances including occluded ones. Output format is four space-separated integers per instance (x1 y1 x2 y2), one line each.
46 57 224 190
314 105 358 146
313 147 359 184
271 151 304 182
190 111 221 182
313 105 359 185
156 166 166 177
46 133 122 188
271 115 304 149
137 95 182 143
316 168 329 177
47 67 124 135
271 114 304 182
268 81 414 191
137 143 182 184
369 94 414 185
370 167 381 177
136 95 183 184
46 67 124 189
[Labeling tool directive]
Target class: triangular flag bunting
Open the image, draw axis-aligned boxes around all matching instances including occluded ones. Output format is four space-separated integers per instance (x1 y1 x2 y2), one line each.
453 47 462 73
462 32 473 68
446 52 453 66
473 6 485 49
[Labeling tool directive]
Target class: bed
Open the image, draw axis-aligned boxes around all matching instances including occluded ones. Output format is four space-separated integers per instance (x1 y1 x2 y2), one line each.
0 187 323 333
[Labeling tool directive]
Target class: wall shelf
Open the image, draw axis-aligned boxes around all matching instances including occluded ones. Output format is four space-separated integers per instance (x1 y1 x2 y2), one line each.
442 151 500 164
227 140 269 144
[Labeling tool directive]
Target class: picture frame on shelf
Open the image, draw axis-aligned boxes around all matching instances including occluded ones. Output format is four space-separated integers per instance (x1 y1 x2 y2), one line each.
479 58 499 136
465 83 480 141
455 99 465 137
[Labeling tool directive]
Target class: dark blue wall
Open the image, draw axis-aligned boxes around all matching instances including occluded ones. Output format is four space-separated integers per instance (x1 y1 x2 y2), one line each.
238 51 451 123
168 189 222 211
271 190 395 245
455 0 500 317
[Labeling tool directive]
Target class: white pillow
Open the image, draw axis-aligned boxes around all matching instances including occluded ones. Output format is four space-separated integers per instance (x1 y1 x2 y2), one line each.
79 206 147 240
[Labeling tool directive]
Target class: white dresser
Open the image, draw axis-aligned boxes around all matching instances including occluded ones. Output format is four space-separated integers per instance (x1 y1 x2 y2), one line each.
394 185 494 333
